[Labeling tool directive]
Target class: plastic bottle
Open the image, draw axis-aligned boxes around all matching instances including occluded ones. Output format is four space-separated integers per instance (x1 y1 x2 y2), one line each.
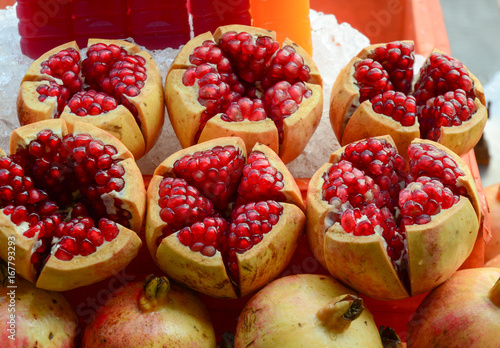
72 0 128 48
128 0 191 50
249 0 313 55
188 0 251 36
17 0 73 59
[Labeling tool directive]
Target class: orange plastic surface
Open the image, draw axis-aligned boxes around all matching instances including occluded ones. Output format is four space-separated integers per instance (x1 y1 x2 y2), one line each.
310 0 451 56
250 0 313 54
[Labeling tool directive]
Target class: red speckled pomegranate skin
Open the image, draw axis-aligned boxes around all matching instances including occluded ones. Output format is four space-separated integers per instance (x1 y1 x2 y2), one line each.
407 268 500 347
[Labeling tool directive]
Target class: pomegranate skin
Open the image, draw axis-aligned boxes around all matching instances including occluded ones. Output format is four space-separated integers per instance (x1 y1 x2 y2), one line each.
0 275 78 348
484 183 500 262
82 276 216 348
234 274 383 347
407 268 500 348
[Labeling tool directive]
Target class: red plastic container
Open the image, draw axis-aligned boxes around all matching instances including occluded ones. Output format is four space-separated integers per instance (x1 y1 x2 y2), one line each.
128 0 190 50
72 0 128 48
188 0 251 36
16 0 73 58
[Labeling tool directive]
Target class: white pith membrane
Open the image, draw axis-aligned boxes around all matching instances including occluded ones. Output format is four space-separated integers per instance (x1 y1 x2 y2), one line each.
320 138 472 293
0 125 138 285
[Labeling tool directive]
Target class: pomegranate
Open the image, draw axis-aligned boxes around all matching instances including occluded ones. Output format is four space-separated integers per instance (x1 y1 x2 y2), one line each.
484 183 500 262
17 39 165 159
165 24 323 164
330 41 487 157
82 274 216 347
0 260 78 347
307 135 481 300
486 255 500 267
146 137 306 298
234 274 393 347
407 267 500 347
0 119 144 291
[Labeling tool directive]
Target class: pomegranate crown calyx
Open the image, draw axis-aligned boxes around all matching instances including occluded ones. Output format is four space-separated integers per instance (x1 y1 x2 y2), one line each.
139 275 170 312
380 326 403 348
490 277 500 308
316 294 364 332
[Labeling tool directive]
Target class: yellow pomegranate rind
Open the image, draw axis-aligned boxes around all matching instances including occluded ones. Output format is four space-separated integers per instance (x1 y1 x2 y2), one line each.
18 39 165 160
61 106 146 160
2 119 145 290
234 274 382 348
165 24 323 164
323 224 409 300
157 235 237 299
199 118 280 157
36 225 141 291
329 42 487 157
307 135 482 300
17 81 58 124
237 203 305 297
341 100 420 160
406 196 479 296
146 137 305 297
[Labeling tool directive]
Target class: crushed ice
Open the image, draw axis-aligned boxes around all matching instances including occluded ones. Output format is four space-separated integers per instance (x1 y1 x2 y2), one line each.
0 5 371 178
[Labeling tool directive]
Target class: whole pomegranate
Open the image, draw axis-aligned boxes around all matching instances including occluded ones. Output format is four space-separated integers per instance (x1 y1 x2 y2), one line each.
330 41 487 157
484 183 500 262
17 39 165 159
165 24 323 164
307 135 481 300
234 274 392 347
82 274 216 347
0 119 144 291
146 137 306 298
0 261 78 347
407 267 500 347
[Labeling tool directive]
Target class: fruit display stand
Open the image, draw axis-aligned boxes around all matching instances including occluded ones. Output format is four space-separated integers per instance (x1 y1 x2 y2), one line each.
1 0 491 345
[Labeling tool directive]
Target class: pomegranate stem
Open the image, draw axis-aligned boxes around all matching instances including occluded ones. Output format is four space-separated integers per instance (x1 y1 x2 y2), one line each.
139 275 170 312
489 277 500 308
380 326 403 348
316 294 364 332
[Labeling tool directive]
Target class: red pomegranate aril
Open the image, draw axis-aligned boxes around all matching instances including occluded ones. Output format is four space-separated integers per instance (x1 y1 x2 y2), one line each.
414 53 475 105
173 145 245 210
225 201 284 282
157 177 214 234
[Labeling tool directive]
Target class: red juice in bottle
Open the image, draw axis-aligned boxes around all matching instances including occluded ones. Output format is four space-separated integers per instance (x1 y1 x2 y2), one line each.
17 0 73 59
188 0 251 36
72 0 128 48
128 0 190 50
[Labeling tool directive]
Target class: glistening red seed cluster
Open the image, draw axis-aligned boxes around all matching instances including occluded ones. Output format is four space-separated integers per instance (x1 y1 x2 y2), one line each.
1 128 130 268
353 41 478 141
321 137 467 279
182 31 313 143
35 43 148 122
157 145 288 286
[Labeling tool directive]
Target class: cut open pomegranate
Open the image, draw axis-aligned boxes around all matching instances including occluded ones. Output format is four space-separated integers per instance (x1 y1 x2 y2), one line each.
330 41 487 157
17 39 165 160
307 136 481 300
146 137 306 298
0 119 144 291
165 25 323 164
